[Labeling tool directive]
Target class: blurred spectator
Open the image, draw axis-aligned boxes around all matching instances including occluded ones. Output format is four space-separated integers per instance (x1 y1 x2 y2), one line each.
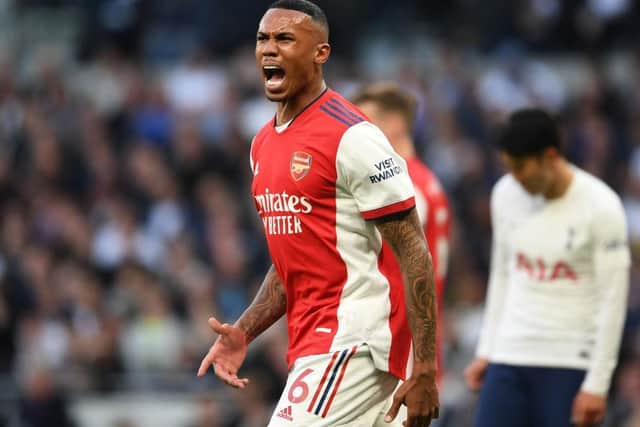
165 234 217 371
475 44 568 116
0 54 23 140
425 110 482 190
163 48 229 142
91 196 165 270
606 359 640 427
227 371 274 427
18 368 76 427
54 260 121 391
126 76 174 147
119 271 184 380
186 393 233 427
73 47 135 119
0 273 35 374
164 49 227 116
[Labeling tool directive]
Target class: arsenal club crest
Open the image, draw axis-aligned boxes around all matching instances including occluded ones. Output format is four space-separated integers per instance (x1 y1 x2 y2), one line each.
290 151 312 181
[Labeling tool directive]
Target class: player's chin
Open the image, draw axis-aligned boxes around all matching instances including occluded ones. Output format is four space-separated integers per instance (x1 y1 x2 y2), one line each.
264 87 287 102
521 183 539 194
528 186 544 195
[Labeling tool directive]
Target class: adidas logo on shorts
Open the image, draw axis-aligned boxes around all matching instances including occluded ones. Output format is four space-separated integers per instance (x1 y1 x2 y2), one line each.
277 405 293 421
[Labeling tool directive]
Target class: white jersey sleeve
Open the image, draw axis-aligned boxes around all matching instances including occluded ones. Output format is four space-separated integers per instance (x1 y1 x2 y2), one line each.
476 178 511 358
249 137 257 176
336 122 415 219
581 197 631 396
414 188 428 226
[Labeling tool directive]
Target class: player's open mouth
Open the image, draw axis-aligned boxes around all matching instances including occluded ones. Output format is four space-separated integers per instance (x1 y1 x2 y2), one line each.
263 65 286 90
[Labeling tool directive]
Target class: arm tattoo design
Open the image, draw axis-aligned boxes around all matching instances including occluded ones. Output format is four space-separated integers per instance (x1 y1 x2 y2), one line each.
375 209 437 363
237 265 287 343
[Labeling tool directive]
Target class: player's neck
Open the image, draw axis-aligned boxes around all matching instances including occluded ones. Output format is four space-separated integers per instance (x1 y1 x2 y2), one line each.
544 159 574 199
276 80 327 126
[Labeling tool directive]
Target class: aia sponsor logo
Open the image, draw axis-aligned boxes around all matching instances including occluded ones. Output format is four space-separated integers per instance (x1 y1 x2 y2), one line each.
290 151 312 181
277 405 293 421
516 252 577 282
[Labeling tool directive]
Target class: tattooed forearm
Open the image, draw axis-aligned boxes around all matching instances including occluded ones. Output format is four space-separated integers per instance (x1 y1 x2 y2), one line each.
236 265 287 343
375 209 437 364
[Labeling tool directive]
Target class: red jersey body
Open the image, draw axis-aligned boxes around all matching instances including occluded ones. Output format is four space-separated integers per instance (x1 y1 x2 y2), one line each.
250 89 416 379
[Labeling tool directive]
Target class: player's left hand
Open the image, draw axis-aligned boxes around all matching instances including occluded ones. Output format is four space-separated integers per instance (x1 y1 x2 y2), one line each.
384 367 439 427
571 390 606 427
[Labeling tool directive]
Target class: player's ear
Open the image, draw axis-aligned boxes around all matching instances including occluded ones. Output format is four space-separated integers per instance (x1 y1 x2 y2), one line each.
314 43 331 65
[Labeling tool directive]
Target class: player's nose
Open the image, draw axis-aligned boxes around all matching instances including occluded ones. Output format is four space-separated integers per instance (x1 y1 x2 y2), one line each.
259 38 278 57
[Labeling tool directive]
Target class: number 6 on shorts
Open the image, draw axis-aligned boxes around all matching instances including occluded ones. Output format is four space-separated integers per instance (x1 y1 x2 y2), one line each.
288 368 314 404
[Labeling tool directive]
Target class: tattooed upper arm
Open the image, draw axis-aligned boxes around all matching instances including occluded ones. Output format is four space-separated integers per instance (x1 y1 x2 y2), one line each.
374 208 427 254
374 208 437 364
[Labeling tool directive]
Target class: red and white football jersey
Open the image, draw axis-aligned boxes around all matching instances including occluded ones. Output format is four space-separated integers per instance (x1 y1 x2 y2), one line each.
250 89 416 379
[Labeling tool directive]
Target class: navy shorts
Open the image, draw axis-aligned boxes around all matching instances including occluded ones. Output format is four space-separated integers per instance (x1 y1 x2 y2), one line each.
474 363 586 427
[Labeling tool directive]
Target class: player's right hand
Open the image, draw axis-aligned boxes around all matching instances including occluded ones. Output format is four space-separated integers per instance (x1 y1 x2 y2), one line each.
464 357 489 392
571 390 606 427
197 317 250 389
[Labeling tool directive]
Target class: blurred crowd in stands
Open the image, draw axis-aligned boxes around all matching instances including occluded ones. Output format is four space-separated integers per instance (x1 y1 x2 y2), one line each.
0 0 639 426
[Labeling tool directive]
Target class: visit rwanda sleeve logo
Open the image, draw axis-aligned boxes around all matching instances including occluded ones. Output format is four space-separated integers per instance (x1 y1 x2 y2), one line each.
291 151 312 181
369 157 403 183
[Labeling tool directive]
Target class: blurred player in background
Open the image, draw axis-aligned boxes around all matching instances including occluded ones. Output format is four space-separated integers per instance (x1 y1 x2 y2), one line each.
352 82 451 384
197 1 439 426
464 109 630 427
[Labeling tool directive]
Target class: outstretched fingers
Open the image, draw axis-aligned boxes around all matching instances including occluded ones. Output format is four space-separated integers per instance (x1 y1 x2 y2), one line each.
196 318 230 378
197 318 229 377
197 353 211 377
214 363 250 388
197 348 249 387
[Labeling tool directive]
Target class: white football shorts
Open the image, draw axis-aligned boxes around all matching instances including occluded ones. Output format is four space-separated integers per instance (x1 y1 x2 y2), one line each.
267 344 406 427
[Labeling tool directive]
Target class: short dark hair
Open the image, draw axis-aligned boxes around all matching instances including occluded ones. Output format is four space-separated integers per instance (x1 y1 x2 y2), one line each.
495 108 563 157
351 82 418 131
268 0 329 34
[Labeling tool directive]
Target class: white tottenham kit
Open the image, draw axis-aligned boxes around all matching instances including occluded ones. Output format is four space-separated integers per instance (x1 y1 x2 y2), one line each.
476 166 630 396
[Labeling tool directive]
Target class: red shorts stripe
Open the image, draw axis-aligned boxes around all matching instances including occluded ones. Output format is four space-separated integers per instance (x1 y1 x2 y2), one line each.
307 350 340 413
322 345 359 418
